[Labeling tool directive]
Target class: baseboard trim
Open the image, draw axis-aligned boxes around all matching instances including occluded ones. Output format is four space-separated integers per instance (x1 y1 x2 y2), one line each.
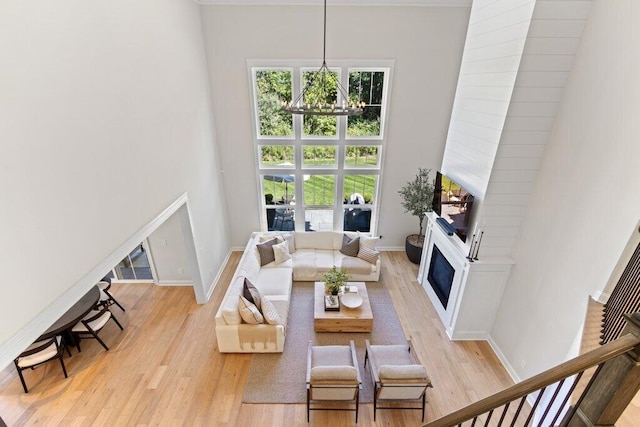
449 331 490 341
487 334 522 384
206 250 232 300
378 246 405 251
157 280 193 286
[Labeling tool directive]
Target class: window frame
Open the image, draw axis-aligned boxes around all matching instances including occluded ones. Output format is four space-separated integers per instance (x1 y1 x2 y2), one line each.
248 59 394 234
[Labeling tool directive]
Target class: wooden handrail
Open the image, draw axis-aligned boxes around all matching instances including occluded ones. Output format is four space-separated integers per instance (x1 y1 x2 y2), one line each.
422 332 640 427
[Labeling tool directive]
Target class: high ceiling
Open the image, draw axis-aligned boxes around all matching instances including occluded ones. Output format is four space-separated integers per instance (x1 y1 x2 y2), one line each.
195 0 471 6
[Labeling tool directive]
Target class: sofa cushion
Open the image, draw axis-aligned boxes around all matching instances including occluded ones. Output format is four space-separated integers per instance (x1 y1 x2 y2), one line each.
273 240 292 264
295 231 335 250
221 276 246 325
243 278 262 311
239 296 264 324
358 245 380 264
292 249 317 280
256 238 279 266
258 233 285 244
340 234 360 257
256 267 293 297
238 249 261 283
378 364 428 380
315 250 336 273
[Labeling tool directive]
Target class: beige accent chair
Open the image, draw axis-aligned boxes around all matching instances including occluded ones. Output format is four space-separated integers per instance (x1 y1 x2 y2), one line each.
364 339 433 422
72 306 123 352
306 340 362 423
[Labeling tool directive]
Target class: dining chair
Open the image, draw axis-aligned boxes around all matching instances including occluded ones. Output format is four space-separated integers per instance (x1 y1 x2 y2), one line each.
306 340 362 423
364 339 433 422
96 280 125 311
72 306 123 352
13 335 69 393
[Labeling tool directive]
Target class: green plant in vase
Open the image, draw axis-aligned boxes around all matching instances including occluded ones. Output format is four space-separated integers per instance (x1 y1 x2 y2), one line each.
323 266 351 295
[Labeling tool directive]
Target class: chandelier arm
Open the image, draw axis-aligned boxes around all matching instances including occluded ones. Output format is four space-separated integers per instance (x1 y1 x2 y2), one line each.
281 0 364 116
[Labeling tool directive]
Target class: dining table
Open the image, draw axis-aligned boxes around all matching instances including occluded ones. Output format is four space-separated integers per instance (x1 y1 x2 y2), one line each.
38 285 100 342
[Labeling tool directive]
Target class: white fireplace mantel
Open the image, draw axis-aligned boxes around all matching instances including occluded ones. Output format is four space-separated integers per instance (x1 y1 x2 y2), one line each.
418 212 514 340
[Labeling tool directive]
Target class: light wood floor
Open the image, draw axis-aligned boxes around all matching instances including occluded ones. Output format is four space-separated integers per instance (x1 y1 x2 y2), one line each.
0 252 528 425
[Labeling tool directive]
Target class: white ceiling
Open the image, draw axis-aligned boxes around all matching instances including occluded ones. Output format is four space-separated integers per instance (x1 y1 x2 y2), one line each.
195 0 471 6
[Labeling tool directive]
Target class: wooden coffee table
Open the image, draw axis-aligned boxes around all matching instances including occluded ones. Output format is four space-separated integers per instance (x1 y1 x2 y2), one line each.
314 281 373 332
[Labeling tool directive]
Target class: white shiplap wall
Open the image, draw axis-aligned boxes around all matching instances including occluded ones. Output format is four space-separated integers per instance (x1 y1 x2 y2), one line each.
442 0 592 258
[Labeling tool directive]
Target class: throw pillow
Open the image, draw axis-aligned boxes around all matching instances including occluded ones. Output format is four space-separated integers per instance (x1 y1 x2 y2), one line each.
340 234 360 257
358 245 380 264
256 237 278 266
357 232 380 250
258 233 285 244
284 233 296 253
243 278 262 311
273 240 291 265
238 296 264 324
378 364 428 380
260 295 282 325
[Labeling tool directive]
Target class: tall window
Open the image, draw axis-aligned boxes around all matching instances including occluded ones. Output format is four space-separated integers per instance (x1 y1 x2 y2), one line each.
250 61 392 233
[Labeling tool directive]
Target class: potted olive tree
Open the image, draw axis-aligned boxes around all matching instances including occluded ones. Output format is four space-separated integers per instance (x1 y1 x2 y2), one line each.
398 168 435 264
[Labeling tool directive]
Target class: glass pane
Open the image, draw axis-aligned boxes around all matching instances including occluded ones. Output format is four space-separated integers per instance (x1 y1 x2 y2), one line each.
304 174 335 206
115 257 135 280
343 175 376 204
130 245 153 280
270 206 295 231
347 71 384 137
260 145 294 167
255 70 293 137
263 174 295 204
345 146 380 167
306 208 333 231
303 146 336 167
302 71 337 137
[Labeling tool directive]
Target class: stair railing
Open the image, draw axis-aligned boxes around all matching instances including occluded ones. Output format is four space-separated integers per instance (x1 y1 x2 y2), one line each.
423 313 640 427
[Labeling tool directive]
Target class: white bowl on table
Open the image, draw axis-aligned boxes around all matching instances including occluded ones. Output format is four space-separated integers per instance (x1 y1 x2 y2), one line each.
340 293 363 309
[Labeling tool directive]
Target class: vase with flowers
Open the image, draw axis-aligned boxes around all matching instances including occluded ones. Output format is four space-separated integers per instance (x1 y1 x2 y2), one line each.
323 266 351 295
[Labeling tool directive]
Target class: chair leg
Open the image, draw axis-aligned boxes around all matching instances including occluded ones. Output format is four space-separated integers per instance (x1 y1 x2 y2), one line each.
355 389 359 424
59 354 68 378
373 387 378 421
15 363 29 393
110 312 124 330
105 290 125 311
422 392 426 422
364 350 369 368
92 332 110 351
306 388 310 423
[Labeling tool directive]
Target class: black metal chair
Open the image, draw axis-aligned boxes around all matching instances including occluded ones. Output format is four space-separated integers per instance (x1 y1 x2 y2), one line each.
14 335 70 393
96 280 125 311
71 306 123 352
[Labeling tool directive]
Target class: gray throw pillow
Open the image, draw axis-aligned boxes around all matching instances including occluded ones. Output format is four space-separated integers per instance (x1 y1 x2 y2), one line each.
243 278 262 311
340 234 360 257
256 237 278 266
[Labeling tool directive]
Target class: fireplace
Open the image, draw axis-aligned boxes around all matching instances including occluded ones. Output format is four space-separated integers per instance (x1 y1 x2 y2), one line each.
427 245 455 309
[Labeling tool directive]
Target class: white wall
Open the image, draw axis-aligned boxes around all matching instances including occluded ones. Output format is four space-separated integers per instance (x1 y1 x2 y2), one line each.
0 0 229 366
147 212 192 284
200 5 470 248
490 0 640 380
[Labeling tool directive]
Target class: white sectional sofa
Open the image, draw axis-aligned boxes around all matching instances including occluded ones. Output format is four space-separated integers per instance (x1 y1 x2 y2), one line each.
215 231 380 353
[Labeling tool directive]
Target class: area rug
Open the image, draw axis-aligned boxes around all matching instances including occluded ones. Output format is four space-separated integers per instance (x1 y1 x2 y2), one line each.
242 281 407 404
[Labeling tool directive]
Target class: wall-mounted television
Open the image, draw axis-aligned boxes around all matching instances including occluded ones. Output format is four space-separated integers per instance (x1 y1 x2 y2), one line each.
432 171 475 242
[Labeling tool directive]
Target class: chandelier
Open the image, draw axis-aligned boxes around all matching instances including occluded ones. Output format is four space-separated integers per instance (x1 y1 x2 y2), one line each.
281 0 364 116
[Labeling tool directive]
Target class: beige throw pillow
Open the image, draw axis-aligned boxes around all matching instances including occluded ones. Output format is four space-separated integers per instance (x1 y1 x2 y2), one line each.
238 296 264 324
358 232 380 250
358 245 380 264
273 240 291 264
260 296 282 325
